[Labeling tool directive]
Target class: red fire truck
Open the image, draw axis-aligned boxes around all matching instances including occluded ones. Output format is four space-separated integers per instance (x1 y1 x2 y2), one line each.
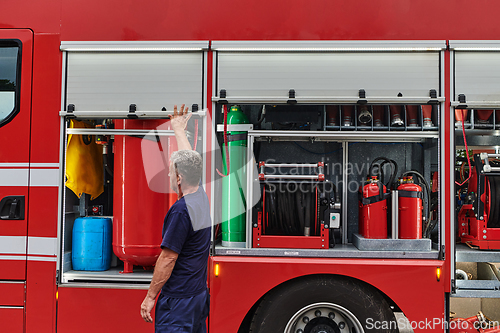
2 1 500 332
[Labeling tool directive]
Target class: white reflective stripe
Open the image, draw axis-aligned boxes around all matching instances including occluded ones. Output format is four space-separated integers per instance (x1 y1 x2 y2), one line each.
27 256 57 262
0 236 58 257
27 237 57 256
0 164 60 187
0 163 59 168
30 163 59 168
0 163 29 167
0 255 56 262
0 255 25 261
29 169 59 187
0 236 26 255
0 169 29 186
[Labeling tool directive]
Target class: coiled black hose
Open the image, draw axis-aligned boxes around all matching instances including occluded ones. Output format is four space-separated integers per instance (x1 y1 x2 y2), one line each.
368 157 398 190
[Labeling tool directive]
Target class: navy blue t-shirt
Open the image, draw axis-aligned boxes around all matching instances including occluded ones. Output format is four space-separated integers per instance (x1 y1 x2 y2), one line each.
160 185 211 298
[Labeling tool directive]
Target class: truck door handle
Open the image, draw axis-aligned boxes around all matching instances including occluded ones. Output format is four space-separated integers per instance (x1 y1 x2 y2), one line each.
0 196 25 220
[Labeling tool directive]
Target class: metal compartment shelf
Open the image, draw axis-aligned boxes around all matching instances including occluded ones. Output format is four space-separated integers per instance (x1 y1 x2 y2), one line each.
454 281 500 298
453 260 500 298
214 244 439 259
456 244 500 263
62 268 152 284
250 130 439 142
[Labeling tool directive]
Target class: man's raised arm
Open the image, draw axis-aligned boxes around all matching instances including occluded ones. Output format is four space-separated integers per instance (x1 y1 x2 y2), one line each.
169 104 192 151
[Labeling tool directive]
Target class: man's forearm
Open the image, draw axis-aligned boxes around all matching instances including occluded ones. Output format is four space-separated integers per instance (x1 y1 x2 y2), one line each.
146 254 177 300
174 128 192 151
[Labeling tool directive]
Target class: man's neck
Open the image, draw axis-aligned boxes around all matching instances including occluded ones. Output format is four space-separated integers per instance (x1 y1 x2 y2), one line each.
177 184 199 199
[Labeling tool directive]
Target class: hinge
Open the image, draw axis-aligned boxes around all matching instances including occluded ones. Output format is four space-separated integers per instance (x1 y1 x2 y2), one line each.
210 241 215 256
438 245 445 260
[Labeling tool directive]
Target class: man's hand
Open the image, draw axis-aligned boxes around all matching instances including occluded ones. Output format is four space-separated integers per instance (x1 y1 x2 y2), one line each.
168 104 193 151
141 295 155 323
169 104 191 133
140 248 178 324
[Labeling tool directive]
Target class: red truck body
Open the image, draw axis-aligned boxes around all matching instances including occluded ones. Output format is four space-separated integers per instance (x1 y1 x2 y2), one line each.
3 1 500 332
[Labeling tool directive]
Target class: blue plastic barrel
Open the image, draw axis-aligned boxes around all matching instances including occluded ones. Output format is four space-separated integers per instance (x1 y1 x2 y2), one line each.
72 217 112 271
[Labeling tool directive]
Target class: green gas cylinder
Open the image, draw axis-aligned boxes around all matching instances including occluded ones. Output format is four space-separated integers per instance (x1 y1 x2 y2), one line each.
221 105 249 247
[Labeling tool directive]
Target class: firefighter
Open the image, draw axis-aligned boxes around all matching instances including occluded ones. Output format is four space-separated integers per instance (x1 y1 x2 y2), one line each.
140 104 211 333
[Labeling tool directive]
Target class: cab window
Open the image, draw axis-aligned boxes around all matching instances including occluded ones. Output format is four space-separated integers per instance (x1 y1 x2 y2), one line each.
0 41 21 127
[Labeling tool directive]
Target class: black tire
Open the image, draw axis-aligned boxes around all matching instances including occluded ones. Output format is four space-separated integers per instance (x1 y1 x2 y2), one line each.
249 275 398 333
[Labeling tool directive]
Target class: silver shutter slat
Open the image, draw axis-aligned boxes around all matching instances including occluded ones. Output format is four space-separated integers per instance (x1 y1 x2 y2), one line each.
455 52 500 103
66 52 202 111
217 52 439 99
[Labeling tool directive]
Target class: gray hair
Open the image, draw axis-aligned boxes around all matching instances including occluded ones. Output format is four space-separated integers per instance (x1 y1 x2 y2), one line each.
171 150 203 186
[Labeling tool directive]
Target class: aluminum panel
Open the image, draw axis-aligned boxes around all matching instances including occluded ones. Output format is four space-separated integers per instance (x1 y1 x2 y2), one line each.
62 268 152 283
61 40 209 51
455 51 500 102
214 244 439 259
66 52 203 111
217 52 439 98
212 40 447 51
455 280 500 291
455 244 500 262
450 40 500 50
352 234 432 251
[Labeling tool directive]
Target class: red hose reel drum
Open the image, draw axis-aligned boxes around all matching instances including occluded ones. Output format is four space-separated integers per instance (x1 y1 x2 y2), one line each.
466 166 493 224
113 119 178 273
359 176 388 239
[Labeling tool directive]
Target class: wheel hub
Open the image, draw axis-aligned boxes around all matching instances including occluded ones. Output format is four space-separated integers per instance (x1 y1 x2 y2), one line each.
284 303 364 333
307 318 339 333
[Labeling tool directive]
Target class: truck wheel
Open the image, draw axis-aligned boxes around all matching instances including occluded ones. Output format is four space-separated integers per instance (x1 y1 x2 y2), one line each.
249 275 398 333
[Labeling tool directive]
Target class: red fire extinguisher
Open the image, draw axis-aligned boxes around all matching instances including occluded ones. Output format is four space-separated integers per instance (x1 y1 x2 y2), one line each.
398 176 423 239
359 176 388 239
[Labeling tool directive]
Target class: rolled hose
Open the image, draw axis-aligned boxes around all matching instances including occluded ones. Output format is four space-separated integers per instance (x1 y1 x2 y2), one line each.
369 157 398 189
358 106 372 124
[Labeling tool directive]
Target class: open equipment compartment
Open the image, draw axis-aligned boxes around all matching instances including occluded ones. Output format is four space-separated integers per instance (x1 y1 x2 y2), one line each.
450 41 500 300
57 41 209 284
211 40 447 259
